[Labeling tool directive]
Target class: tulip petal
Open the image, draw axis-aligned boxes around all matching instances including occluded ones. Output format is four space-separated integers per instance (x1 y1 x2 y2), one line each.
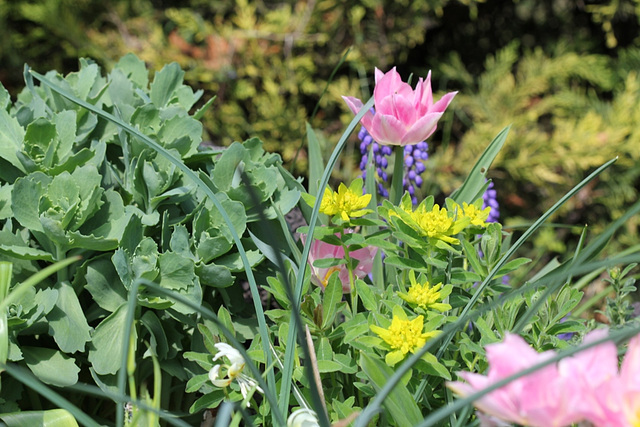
370 113 406 145
342 96 375 130
374 68 413 107
414 72 433 114
431 91 458 114
376 93 416 125
401 113 442 145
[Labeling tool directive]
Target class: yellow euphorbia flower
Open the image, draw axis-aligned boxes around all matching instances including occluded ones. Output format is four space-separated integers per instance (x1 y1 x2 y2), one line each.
398 270 452 312
319 179 371 221
459 202 491 228
370 305 441 366
409 203 467 244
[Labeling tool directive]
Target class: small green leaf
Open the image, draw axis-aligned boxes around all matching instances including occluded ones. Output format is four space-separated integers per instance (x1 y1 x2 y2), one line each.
316 360 342 373
322 273 343 329
355 279 377 311
84 256 127 312
189 390 225 413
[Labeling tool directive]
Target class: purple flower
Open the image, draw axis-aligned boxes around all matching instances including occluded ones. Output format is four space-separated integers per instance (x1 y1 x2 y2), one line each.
483 181 500 223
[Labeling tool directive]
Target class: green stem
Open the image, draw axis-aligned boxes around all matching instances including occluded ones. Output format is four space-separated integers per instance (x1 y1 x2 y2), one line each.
55 245 68 284
390 145 405 205
341 229 358 316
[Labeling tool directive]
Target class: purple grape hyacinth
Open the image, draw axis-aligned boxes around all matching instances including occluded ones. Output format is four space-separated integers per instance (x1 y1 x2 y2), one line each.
358 124 428 204
482 180 500 223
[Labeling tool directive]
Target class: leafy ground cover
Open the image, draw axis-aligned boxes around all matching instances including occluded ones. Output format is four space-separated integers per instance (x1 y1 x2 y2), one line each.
0 55 639 427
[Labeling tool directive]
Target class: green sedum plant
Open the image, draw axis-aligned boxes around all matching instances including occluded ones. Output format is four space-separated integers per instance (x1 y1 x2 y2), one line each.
0 54 300 421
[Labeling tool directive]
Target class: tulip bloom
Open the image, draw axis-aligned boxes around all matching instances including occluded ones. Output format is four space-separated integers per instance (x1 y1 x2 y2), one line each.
301 230 377 293
447 333 600 427
343 67 457 146
585 333 640 426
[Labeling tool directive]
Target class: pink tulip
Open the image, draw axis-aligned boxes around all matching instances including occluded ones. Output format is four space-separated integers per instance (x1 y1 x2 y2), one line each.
343 67 457 146
300 231 377 293
448 333 601 427
586 333 640 427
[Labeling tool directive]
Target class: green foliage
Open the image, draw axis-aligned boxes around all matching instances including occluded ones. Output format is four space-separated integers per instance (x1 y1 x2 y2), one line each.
0 55 300 418
435 42 640 245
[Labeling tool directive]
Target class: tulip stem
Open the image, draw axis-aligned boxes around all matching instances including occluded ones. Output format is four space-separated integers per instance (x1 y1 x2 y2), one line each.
390 145 405 205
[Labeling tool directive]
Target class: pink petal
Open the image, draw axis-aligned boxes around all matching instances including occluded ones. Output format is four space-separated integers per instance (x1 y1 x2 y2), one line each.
374 67 385 83
414 72 434 113
370 113 406 145
621 334 640 395
400 112 442 145
560 329 618 386
378 93 417 126
485 334 541 376
374 68 412 107
431 90 458 114
342 96 375 130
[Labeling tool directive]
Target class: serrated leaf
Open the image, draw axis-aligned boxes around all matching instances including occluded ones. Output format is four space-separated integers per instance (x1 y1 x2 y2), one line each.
150 62 184 108
0 245 54 261
84 256 127 312
11 172 50 232
115 53 149 89
0 109 26 173
159 252 195 291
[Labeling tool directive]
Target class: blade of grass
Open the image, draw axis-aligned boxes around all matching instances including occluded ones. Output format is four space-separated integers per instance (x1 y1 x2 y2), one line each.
68 382 192 427
0 256 81 313
450 126 510 204
291 48 351 173
280 96 375 417
241 172 330 427
1 364 101 427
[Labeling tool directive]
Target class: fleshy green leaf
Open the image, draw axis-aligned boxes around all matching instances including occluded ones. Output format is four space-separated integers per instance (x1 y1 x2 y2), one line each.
47 282 91 353
22 346 80 387
88 303 135 375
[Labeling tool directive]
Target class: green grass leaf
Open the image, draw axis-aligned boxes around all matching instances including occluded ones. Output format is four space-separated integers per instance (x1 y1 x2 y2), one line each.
360 353 423 427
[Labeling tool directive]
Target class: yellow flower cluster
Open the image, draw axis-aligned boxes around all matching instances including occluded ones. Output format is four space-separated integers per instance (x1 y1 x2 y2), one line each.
399 271 452 312
385 195 492 246
370 305 440 366
320 184 371 221
302 179 372 222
